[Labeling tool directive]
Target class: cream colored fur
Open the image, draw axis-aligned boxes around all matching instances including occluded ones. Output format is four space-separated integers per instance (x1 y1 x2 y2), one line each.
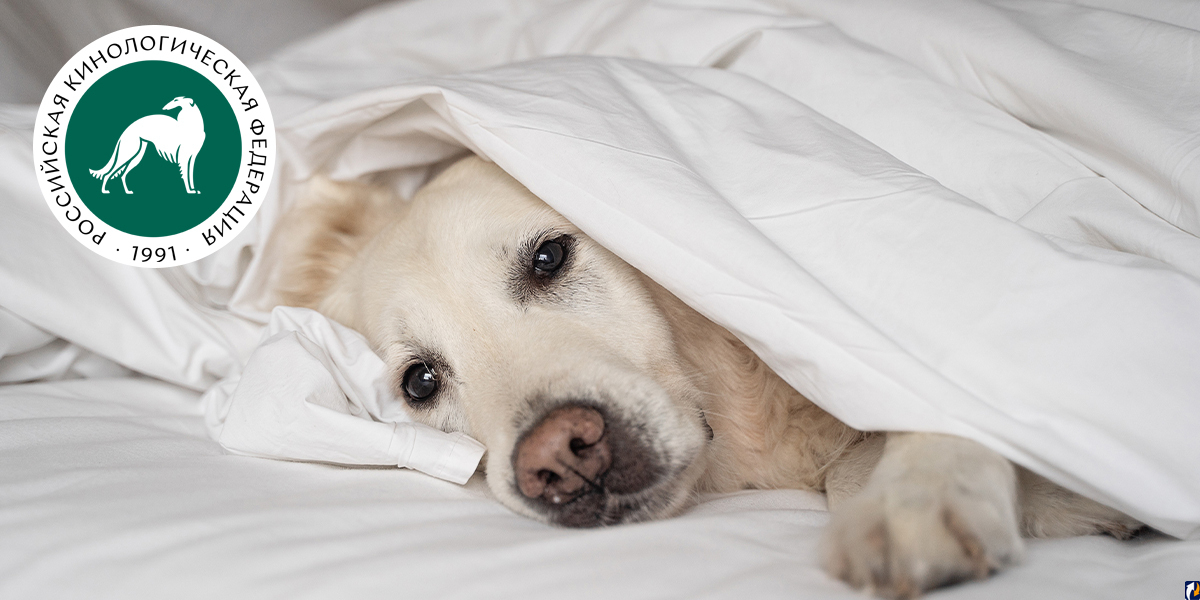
267 156 1142 598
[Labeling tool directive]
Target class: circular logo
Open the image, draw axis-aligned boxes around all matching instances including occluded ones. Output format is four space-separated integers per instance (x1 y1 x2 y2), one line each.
33 25 275 268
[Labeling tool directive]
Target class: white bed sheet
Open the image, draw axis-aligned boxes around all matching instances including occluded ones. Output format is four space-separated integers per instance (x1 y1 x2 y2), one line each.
1 378 1197 600
2 0 1200 597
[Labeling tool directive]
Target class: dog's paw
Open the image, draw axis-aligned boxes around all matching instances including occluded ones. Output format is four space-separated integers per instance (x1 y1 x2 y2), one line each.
820 437 1024 598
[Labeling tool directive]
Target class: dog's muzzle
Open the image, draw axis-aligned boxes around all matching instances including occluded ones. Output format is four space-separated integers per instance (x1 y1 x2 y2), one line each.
511 402 663 527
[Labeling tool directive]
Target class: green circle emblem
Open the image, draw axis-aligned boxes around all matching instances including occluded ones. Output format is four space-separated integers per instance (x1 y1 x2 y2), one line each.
65 60 240 237
35 25 275 268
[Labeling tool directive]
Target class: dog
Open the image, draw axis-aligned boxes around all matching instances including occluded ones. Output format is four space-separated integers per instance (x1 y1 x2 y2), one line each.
268 155 1143 598
90 96 205 195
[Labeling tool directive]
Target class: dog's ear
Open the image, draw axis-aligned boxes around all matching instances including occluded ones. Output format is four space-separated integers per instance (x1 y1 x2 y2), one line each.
269 176 401 318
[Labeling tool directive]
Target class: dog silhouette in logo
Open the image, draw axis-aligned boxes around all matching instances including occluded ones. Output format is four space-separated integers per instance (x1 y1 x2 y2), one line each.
90 96 206 195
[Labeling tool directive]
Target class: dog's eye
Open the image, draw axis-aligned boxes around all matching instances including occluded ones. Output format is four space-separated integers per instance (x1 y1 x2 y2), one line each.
403 363 438 402
532 240 566 276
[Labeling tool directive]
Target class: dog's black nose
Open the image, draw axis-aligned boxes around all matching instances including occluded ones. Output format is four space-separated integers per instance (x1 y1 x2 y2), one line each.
511 403 660 527
514 405 611 504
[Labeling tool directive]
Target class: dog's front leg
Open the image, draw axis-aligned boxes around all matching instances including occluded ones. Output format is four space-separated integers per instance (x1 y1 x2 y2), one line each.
820 432 1024 598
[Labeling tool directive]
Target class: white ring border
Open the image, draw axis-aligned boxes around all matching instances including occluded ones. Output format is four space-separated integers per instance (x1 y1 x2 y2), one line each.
32 24 275 269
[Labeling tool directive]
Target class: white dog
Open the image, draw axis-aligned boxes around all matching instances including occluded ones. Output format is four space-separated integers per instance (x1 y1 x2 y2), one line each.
269 156 1144 599
90 96 206 195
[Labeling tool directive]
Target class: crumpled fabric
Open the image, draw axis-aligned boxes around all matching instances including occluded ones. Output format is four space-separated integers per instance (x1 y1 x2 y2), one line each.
201 306 485 485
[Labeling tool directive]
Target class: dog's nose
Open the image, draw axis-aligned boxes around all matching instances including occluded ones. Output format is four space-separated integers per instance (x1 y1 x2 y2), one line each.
513 404 612 505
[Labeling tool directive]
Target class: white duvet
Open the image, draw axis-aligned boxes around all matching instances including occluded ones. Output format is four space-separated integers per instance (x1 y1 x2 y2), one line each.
2 0 1200 597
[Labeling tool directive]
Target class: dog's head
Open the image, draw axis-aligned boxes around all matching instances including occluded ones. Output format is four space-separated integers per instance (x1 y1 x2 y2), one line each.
273 157 711 526
163 96 194 111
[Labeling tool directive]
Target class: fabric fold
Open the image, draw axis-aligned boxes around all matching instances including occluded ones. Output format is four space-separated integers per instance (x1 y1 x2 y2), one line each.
202 306 485 485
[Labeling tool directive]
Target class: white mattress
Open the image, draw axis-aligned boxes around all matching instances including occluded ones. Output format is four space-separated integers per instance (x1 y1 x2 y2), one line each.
2 378 1197 599
3 0 1200 597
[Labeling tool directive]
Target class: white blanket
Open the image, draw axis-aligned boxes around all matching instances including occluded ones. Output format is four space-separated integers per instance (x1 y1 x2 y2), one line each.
259 0 1200 538
1 0 1198 560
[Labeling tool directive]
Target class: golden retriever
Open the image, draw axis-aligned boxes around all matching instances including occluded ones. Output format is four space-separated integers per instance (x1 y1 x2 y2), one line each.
267 155 1142 598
